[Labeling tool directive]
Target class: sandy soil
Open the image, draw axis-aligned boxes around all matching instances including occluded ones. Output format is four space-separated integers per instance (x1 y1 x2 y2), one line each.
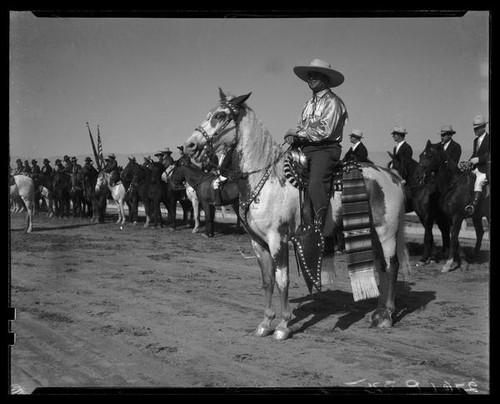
9 208 489 394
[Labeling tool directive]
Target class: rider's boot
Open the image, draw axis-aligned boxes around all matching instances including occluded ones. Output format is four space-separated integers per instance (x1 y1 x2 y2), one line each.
214 189 223 207
464 191 482 217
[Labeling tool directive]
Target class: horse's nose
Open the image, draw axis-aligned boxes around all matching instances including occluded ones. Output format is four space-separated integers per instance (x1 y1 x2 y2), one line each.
184 141 196 155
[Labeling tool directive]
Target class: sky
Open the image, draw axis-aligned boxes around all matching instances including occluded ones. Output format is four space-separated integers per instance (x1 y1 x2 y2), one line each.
9 11 489 165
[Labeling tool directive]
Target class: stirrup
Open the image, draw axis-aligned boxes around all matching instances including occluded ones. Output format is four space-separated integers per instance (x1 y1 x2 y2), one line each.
464 204 474 216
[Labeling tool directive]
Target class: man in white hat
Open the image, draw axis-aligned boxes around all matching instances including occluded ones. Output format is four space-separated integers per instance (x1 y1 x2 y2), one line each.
438 125 462 166
465 115 490 216
283 58 348 229
342 129 370 163
391 126 413 161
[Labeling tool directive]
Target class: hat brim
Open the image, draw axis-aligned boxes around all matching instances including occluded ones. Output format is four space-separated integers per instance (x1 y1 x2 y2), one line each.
293 66 344 88
391 131 407 136
440 131 456 135
473 122 487 128
349 134 363 139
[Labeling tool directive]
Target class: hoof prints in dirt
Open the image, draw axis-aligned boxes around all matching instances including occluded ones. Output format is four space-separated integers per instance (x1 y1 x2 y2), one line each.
92 324 150 337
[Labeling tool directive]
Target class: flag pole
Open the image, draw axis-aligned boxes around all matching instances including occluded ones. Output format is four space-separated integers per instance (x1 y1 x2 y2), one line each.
87 122 102 171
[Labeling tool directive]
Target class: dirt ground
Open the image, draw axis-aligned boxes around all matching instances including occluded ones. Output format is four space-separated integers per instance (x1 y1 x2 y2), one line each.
9 207 490 394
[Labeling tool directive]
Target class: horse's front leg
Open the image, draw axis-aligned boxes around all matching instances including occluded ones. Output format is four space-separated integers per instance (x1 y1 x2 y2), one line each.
252 240 276 337
270 235 292 340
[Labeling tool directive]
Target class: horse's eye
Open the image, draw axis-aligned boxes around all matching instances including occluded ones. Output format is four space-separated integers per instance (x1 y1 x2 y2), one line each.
214 112 226 120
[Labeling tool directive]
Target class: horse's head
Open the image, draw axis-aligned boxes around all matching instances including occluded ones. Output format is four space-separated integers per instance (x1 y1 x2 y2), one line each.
183 88 252 165
418 140 445 174
95 170 107 192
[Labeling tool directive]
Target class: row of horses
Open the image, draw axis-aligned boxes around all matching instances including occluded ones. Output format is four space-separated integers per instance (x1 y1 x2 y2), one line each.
10 156 241 237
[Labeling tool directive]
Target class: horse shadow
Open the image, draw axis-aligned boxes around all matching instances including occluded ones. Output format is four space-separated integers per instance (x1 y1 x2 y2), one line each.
289 281 436 334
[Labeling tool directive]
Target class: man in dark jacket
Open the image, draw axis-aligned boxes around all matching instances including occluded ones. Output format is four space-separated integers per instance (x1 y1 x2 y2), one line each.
465 115 490 216
438 125 462 165
342 129 370 163
41 158 53 176
391 126 413 161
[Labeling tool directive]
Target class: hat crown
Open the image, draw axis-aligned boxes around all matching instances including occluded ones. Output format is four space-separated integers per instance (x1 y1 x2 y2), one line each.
440 125 455 133
473 115 487 127
392 126 408 135
350 129 364 138
309 58 332 69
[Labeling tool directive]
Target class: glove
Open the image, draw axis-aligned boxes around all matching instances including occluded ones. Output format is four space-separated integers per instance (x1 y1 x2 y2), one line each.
284 131 303 147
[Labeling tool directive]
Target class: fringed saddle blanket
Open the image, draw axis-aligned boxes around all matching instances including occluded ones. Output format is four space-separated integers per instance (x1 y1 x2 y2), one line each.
341 163 379 302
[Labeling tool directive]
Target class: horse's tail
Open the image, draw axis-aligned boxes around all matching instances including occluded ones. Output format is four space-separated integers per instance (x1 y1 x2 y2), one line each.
396 202 411 280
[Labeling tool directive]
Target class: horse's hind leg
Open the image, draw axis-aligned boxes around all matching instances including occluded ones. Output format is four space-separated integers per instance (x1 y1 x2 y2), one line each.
371 236 398 328
442 215 463 273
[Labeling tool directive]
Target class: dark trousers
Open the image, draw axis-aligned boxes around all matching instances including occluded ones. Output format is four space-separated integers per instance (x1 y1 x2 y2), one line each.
303 142 341 215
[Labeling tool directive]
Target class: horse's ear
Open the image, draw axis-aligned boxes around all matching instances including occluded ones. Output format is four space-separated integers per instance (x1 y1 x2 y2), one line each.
219 87 227 101
387 151 394 159
230 92 252 107
426 139 432 148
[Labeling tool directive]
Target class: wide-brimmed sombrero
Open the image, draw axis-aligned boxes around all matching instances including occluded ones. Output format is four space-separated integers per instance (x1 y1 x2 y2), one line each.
293 58 345 88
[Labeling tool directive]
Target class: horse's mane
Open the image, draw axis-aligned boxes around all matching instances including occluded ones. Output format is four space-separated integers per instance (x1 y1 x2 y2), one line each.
237 105 283 178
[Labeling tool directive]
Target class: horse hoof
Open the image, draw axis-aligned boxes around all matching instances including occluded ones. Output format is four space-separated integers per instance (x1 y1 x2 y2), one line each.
272 327 291 341
255 324 273 337
371 309 393 328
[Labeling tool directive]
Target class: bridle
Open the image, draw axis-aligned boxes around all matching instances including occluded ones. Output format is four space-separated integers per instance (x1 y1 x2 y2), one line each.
194 101 240 167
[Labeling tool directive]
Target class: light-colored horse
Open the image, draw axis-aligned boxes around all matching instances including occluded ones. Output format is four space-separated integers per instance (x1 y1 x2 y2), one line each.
95 171 127 225
10 175 35 233
183 89 410 341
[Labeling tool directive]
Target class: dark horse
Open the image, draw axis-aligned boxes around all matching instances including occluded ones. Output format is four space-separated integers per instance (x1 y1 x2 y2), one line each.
170 159 240 237
161 160 195 230
147 161 166 227
70 167 90 218
388 151 450 264
121 158 152 226
82 164 107 223
52 171 71 217
418 140 490 272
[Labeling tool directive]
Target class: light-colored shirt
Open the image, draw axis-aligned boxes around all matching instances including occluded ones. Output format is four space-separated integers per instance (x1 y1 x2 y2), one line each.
395 140 406 154
442 139 451 150
296 89 348 143
352 140 362 150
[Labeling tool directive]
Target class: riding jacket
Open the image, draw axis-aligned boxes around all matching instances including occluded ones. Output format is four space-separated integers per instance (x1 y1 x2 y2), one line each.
440 138 462 166
471 131 490 177
393 141 413 161
342 141 369 163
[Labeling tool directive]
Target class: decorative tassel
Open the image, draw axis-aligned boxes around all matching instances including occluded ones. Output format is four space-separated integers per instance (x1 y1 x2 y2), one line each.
349 269 380 302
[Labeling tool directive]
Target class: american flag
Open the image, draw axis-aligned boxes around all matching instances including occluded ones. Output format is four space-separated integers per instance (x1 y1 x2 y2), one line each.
97 125 104 168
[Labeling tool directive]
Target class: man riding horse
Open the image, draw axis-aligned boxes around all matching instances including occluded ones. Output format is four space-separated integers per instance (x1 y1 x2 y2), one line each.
104 153 119 186
464 115 490 217
283 58 347 237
